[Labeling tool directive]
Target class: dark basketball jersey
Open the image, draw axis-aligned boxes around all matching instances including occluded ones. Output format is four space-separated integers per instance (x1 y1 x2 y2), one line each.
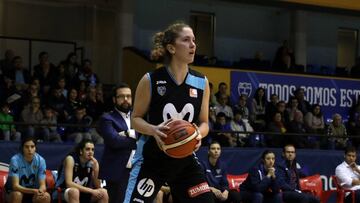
140 66 206 165
56 153 93 189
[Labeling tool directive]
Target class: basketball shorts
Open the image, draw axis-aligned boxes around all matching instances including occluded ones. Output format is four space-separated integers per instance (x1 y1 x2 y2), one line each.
124 157 215 203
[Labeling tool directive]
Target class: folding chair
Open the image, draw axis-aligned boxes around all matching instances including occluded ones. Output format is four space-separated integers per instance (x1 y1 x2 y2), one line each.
0 170 8 203
226 173 248 192
331 175 355 203
299 174 337 203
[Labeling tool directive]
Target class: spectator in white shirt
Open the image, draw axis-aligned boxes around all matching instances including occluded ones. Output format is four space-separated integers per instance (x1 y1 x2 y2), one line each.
335 146 360 203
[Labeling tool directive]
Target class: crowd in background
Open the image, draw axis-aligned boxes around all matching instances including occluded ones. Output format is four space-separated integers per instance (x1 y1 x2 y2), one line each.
1 48 360 150
206 81 360 150
0 49 107 143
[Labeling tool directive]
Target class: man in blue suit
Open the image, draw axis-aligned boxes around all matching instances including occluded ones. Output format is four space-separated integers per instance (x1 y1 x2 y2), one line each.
277 144 320 203
98 83 137 203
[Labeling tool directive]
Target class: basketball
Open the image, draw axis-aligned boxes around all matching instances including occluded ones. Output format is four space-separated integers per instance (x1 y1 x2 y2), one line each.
161 119 199 158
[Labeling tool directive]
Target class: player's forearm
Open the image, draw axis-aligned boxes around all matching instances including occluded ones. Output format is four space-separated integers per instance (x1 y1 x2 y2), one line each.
131 117 156 136
13 184 38 194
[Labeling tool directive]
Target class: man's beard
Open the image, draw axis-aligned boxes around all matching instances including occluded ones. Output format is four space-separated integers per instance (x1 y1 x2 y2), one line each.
115 103 131 113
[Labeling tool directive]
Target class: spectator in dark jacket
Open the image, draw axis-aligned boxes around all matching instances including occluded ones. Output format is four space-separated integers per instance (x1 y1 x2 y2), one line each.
277 144 320 203
240 150 282 203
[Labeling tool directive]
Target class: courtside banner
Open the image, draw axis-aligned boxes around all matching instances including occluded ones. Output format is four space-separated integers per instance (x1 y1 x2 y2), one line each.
230 70 360 122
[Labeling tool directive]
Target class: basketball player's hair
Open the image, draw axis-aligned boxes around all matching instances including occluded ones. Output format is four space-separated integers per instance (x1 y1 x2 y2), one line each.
72 138 94 156
150 21 190 63
19 136 37 154
112 82 130 98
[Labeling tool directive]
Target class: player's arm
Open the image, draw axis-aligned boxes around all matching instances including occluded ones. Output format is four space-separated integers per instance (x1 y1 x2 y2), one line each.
131 74 169 139
64 156 95 194
90 157 101 188
197 78 210 138
11 176 38 194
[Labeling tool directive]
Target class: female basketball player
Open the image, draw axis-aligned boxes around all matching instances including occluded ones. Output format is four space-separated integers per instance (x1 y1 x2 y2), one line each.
5 136 51 203
124 22 214 203
53 139 108 203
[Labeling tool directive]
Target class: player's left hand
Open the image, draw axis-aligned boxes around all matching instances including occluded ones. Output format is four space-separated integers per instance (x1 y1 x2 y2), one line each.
193 123 202 152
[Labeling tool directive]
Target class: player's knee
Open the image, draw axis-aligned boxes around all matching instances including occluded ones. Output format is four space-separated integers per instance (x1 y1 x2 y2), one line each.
67 188 80 199
101 188 109 199
10 191 23 201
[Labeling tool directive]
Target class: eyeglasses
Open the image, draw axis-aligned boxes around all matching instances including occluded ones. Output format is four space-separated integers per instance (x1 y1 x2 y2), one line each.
116 94 131 99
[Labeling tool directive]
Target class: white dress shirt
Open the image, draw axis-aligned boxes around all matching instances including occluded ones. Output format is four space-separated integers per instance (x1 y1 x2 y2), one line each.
335 161 360 191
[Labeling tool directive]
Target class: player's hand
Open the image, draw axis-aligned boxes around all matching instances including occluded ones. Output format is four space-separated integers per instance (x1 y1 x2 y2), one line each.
92 189 104 200
193 123 202 152
153 119 173 149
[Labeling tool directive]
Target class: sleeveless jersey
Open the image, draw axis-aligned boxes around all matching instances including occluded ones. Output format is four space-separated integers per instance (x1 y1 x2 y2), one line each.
56 153 93 189
139 66 206 163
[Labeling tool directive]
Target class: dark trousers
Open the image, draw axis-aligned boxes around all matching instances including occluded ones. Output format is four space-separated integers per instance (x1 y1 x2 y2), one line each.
345 190 360 203
239 191 282 203
106 179 128 203
282 191 320 203
212 190 242 203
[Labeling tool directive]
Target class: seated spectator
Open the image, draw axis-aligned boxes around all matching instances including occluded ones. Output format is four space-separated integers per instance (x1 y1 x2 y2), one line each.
293 88 311 115
55 61 72 87
335 146 360 203
20 96 43 139
0 102 21 141
229 109 254 147
276 100 290 125
304 104 325 134
266 94 279 122
250 87 267 131
240 150 282 203
267 112 287 147
33 51 57 96
326 113 349 150
22 82 41 107
52 139 108 203
211 112 236 147
215 93 234 120
84 86 104 122
55 77 68 98
233 94 249 120
46 86 67 122
209 82 218 107
63 52 80 80
65 105 103 144
40 106 62 143
201 141 242 203
286 97 300 122
6 56 31 91
73 59 99 88
77 80 87 103
0 49 15 76
64 88 81 120
286 111 307 148
277 144 320 203
215 82 231 105
4 136 51 203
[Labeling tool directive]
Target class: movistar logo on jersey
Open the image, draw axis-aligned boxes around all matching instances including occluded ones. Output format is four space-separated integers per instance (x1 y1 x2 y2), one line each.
74 176 89 186
163 103 194 122
137 178 155 197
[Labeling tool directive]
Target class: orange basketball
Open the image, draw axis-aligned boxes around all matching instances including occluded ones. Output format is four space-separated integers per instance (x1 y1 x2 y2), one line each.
161 119 199 158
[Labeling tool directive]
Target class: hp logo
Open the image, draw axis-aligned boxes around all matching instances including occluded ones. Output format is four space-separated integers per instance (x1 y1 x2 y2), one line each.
137 178 155 197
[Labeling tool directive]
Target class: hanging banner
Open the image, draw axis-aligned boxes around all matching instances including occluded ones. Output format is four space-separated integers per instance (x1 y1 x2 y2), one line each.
230 71 360 122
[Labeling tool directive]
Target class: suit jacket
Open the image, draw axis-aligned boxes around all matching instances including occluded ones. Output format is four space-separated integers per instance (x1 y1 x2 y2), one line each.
97 109 137 181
